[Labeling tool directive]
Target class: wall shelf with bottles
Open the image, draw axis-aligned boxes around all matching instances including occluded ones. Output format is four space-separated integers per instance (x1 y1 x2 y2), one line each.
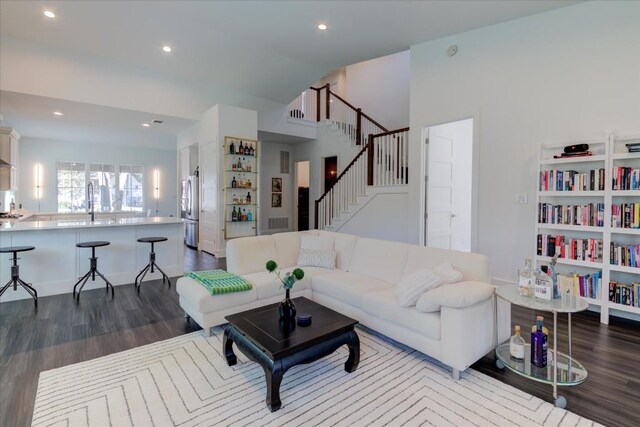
534 134 640 324
223 136 259 241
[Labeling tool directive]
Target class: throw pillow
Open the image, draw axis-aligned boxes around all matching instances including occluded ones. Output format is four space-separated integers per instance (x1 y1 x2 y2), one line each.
298 248 336 269
415 281 495 313
395 268 443 307
433 263 464 284
300 235 334 250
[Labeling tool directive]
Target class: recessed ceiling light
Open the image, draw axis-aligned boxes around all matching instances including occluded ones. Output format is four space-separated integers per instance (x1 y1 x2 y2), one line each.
44 10 56 19
317 24 327 30
162 45 172 53
53 111 63 116
142 123 150 127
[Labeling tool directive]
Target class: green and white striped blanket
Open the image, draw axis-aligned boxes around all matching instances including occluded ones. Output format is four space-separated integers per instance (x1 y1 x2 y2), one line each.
185 270 252 295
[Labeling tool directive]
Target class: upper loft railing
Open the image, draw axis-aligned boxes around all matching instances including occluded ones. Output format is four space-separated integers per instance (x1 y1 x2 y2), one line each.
288 84 387 145
315 127 410 229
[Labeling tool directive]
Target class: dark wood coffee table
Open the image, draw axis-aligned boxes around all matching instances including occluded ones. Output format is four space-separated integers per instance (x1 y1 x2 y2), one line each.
223 297 360 412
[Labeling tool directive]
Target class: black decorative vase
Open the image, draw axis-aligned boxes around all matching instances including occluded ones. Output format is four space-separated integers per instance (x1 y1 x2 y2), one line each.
278 289 296 320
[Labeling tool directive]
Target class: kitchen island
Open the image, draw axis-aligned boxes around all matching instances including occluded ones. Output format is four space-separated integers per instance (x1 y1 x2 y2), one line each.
0 217 184 302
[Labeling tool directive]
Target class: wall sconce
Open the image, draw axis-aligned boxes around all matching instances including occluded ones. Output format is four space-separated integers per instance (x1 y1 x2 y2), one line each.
34 163 43 212
153 169 160 215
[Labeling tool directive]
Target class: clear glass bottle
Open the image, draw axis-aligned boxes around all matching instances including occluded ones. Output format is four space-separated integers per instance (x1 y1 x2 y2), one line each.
518 258 537 297
509 325 526 361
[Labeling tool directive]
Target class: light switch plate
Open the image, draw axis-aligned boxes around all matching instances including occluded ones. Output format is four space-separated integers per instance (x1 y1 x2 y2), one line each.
516 193 528 204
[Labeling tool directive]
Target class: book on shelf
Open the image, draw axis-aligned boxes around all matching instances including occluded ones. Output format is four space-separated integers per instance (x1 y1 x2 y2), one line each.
609 281 640 307
610 242 640 268
557 272 601 299
611 203 640 229
538 202 604 227
536 234 603 263
625 143 640 152
612 166 640 191
539 168 605 192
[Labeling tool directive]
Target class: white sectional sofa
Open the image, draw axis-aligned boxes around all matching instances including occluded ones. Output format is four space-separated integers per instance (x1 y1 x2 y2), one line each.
177 230 510 378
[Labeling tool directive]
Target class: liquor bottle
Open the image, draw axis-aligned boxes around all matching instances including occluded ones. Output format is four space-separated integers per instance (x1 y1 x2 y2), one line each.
231 176 237 188
509 325 525 361
518 258 537 297
237 158 242 171
238 141 244 155
229 141 235 154
246 191 251 204
531 316 548 368
242 157 246 172
247 163 251 172
247 209 252 221
231 162 236 171
242 208 247 221
231 206 237 222
246 178 251 188
250 144 254 156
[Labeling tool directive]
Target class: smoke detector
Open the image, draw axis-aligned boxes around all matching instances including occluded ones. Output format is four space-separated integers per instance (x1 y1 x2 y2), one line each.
447 45 458 57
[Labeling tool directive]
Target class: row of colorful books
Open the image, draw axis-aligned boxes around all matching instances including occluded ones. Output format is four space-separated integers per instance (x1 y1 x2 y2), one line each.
538 203 604 227
612 166 639 191
537 234 603 263
557 272 601 299
611 203 640 229
609 280 640 307
539 168 605 192
610 243 640 268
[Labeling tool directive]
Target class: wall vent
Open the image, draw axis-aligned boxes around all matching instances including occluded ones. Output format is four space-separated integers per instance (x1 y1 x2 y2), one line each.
280 151 290 174
268 217 289 230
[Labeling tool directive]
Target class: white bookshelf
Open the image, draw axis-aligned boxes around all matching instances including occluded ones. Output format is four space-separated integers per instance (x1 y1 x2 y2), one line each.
535 135 640 324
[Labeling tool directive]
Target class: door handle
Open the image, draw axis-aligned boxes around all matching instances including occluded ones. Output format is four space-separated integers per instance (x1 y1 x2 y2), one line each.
451 214 456 218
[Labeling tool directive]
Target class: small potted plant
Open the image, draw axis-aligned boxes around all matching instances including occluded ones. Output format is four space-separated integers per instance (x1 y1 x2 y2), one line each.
266 260 304 320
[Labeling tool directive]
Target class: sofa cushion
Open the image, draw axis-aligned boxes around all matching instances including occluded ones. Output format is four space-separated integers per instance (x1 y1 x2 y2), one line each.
298 248 336 269
396 268 443 307
176 277 257 312
244 267 335 300
361 288 441 340
226 235 278 275
348 237 409 284
402 246 491 283
416 281 495 313
319 231 358 270
311 271 395 308
300 234 334 250
272 232 302 268
433 263 464 284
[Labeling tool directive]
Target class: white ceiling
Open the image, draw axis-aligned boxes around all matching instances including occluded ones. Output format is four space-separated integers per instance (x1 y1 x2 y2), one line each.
0 0 581 146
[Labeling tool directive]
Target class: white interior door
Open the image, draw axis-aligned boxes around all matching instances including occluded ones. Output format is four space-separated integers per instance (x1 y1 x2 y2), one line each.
199 139 217 254
427 133 454 249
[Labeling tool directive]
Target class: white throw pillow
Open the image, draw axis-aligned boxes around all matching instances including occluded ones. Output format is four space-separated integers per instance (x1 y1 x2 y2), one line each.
395 268 443 307
297 248 336 269
433 263 464 284
415 281 495 313
300 235 334 251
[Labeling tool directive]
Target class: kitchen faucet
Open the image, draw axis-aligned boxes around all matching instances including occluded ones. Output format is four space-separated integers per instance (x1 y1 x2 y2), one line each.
87 182 95 222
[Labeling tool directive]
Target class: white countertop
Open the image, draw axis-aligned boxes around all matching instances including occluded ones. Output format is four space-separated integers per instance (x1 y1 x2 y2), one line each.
0 216 184 232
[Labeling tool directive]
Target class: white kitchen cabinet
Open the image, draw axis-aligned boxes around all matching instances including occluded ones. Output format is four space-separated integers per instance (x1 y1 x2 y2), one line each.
0 127 20 191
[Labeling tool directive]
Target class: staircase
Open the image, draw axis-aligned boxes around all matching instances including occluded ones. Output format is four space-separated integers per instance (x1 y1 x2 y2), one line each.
288 85 409 231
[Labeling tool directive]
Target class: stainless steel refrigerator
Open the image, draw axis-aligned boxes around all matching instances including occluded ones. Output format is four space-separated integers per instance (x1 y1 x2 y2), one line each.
181 175 199 249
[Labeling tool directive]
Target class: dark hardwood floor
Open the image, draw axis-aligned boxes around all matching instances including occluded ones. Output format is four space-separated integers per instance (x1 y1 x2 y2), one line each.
1 247 638 426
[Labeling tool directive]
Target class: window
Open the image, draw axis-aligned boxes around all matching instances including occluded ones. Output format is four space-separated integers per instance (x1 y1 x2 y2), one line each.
118 165 144 212
89 163 116 212
57 162 86 213
56 162 144 213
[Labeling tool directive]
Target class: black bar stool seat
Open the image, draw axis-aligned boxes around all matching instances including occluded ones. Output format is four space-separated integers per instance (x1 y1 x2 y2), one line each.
135 237 171 292
73 241 114 302
0 246 38 308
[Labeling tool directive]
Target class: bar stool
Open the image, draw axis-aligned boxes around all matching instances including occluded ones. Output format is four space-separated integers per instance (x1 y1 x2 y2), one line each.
73 241 114 302
135 237 171 293
0 246 38 308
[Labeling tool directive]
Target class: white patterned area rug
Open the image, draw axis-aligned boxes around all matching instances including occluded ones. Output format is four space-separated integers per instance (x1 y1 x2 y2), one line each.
32 327 601 427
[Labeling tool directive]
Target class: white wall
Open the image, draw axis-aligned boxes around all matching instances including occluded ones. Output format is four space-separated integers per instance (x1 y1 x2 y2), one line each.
408 1 640 284
18 137 178 216
296 161 310 188
346 50 410 130
259 141 294 234
312 68 347 98
338 191 409 242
